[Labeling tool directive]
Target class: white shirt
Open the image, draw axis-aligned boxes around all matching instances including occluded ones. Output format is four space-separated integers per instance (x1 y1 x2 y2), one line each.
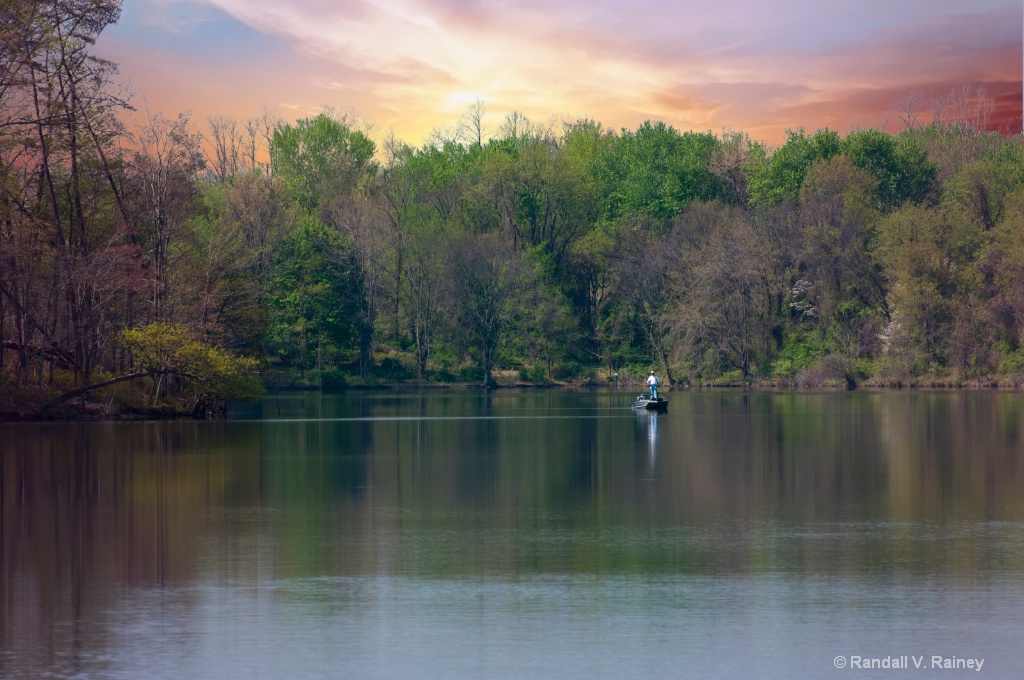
647 375 660 386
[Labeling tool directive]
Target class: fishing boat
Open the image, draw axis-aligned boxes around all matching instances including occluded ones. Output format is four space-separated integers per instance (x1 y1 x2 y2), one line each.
631 394 668 411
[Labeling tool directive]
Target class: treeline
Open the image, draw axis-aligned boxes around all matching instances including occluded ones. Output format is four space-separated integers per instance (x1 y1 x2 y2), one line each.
3 1 1024 409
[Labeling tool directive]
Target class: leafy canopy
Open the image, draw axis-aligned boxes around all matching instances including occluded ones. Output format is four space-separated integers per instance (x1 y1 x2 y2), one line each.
121 323 263 401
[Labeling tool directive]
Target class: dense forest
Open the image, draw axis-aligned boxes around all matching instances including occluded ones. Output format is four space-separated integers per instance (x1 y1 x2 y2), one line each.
3 1 1024 416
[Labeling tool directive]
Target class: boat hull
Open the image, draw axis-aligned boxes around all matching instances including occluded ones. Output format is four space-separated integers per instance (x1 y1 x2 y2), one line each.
631 397 668 410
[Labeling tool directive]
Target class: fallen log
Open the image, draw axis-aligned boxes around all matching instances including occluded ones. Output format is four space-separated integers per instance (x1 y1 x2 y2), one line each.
35 371 151 416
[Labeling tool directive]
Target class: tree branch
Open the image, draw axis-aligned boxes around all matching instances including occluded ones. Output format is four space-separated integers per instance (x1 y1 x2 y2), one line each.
35 370 151 415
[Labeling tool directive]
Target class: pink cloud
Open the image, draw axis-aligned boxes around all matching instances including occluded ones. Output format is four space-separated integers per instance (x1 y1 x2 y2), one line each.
98 0 1022 146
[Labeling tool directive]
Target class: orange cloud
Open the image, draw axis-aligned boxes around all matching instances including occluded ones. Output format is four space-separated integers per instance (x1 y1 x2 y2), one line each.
97 0 1022 146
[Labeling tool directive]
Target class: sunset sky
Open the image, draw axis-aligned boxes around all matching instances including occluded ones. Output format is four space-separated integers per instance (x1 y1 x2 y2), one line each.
95 0 1023 146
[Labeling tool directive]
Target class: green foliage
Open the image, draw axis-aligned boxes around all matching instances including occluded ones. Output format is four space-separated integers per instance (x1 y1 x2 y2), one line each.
264 217 361 370
943 155 1024 231
457 365 485 383
10 79 1024 399
319 366 348 390
773 332 827 378
747 128 841 209
518 365 547 383
842 129 936 209
551 361 583 381
999 350 1024 380
148 119 1024 388
121 323 263 401
601 121 722 221
271 113 377 213
449 232 531 386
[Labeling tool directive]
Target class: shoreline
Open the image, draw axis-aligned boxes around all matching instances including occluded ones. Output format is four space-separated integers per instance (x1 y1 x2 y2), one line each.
3 377 1022 423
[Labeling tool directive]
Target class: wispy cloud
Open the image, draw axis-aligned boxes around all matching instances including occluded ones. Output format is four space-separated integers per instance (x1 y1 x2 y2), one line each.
98 0 1022 144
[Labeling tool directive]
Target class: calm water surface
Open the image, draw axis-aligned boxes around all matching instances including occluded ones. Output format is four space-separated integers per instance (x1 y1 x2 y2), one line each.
2 389 1024 679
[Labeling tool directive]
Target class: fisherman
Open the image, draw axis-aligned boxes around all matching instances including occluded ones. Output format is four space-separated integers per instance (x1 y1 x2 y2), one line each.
646 371 660 399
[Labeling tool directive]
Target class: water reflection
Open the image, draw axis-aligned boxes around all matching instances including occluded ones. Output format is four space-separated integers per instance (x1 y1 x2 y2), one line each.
632 410 661 477
3 390 1024 679
647 410 659 469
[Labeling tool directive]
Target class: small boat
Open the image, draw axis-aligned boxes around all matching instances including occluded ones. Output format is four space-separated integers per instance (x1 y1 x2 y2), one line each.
631 394 668 410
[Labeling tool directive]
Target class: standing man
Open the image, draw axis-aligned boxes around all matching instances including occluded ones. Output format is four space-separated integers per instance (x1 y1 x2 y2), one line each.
647 371 661 399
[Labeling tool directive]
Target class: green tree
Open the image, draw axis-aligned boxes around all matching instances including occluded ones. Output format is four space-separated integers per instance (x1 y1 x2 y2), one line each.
874 202 984 377
841 129 936 210
795 156 885 357
38 321 262 416
943 149 1024 232
601 121 721 222
270 112 376 214
747 128 841 209
265 217 361 377
121 322 263 406
982 187 1024 355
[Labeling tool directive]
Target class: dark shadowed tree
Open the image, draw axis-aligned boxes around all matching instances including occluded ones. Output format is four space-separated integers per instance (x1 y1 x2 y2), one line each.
0 0 137 386
448 232 529 387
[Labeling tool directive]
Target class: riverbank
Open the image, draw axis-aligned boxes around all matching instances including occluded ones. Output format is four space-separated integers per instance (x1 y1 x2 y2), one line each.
0 385 187 422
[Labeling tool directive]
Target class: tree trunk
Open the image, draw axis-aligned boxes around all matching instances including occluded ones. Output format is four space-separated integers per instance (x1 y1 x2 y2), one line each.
36 371 151 415
150 371 164 406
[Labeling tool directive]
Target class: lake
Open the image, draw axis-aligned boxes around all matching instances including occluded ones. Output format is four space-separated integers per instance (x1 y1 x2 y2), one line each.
2 389 1023 679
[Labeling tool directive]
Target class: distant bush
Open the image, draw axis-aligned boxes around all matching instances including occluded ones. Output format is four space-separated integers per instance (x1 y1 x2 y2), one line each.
458 365 484 383
773 332 826 378
320 367 348 390
551 361 582 381
518 365 546 383
377 357 414 382
1000 350 1024 381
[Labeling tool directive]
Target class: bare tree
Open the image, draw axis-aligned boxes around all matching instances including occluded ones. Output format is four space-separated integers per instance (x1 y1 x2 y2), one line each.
459 98 487 147
890 90 928 131
403 224 447 379
667 202 774 381
126 110 204 321
242 117 260 173
499 110 530 140
709 130 754 206
246 105 282 175
0 0 135 386
207 114 241 181
931 85 997 166
607 218 676 383
945 85 994 132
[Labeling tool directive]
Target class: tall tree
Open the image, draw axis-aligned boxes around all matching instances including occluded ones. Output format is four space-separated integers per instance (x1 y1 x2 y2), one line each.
605 218 677 382
206 114 242 182
448 232 529 387
668 202 775 381
270 111 376 214
0 0 134 386
125 110 204 322
264 217 360 376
